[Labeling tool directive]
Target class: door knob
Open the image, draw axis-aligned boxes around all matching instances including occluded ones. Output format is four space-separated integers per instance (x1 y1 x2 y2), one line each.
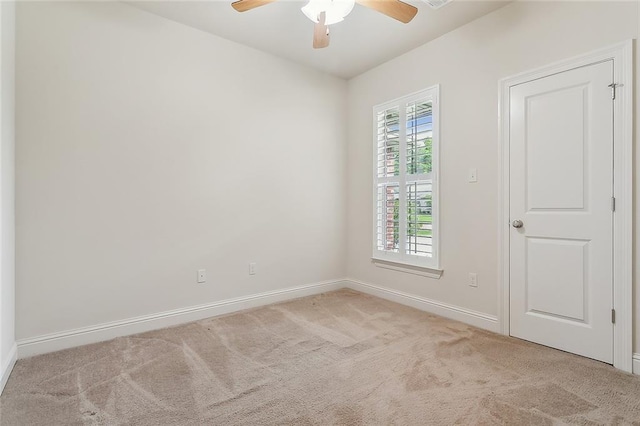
512 220 524 229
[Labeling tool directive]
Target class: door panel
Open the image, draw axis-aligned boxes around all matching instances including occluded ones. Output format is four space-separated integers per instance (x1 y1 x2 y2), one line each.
526 237 587 322
509 60 613 363
526 84 587 211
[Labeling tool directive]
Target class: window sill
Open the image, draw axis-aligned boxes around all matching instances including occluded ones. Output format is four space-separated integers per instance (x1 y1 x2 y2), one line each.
371 258 443 279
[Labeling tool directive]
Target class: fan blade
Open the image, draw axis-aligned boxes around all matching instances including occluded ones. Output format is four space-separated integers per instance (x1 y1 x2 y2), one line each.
355 0 418 23
313 12 330 49
231 0 277 12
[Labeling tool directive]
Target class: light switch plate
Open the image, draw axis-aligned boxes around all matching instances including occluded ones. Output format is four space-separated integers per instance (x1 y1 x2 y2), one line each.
468 168 478 183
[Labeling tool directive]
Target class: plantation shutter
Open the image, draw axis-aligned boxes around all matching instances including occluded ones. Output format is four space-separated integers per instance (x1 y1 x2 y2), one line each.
373 87 439 269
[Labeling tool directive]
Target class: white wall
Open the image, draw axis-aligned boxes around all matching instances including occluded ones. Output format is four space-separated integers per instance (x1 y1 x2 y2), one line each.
0 0 16 391
347 1 639 349
15 1 347 341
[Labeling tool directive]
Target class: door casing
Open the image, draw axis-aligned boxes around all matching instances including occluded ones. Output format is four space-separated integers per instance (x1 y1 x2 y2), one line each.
498 40 634 372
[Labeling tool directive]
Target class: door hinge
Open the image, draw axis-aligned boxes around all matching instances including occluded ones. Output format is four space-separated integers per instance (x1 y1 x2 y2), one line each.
608 83 621 100
611 309 616 324
611 197 616 212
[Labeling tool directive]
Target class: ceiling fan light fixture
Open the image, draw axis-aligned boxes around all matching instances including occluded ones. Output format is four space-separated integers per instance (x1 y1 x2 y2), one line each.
301 0 356 25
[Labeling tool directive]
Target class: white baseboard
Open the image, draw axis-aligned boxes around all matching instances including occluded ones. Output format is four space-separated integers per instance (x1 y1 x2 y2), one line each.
14 275 631 373
17 279 346 358
16 278 502 359
345 278 499 333
0 343 17 395
633 353 640 375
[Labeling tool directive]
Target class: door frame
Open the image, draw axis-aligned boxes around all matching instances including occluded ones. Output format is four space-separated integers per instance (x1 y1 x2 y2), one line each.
498 40 634 372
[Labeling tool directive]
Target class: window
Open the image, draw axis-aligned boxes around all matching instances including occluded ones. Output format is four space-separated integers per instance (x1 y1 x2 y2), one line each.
373 86 439 271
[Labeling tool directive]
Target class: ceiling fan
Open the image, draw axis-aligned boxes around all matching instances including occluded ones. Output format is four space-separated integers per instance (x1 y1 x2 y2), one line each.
231 0 419 49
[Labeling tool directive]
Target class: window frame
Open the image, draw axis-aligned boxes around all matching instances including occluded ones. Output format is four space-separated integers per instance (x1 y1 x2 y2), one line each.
371 85 441 273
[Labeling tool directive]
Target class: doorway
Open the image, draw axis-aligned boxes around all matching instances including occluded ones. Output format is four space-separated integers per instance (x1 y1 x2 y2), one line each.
498 41 633 372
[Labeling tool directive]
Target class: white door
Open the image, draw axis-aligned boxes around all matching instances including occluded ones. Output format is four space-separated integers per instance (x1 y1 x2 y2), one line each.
509 60 614 363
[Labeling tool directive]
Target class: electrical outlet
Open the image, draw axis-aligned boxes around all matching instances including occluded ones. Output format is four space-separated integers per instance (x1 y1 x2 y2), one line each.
469 273 478 288
197 269 206 283
249 263 256 275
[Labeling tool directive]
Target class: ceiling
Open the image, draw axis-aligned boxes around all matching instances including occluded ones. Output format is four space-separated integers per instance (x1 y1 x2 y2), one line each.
127 0 511 79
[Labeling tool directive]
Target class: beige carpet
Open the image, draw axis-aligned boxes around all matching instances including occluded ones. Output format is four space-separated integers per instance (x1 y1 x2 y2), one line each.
2 289 640 425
